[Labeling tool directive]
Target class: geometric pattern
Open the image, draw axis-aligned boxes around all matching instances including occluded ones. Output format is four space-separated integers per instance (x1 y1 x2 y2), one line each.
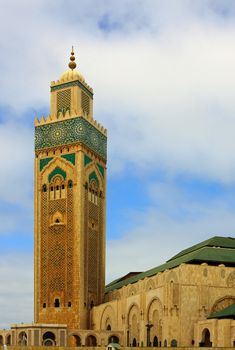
89 171 99 187
57 89 71 114
40 154 75 172
48 167 66 183
51 80 93 99
35 116 107 160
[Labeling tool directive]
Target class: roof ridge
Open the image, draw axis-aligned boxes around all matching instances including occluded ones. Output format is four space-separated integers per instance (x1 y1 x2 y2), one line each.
167 235 235 262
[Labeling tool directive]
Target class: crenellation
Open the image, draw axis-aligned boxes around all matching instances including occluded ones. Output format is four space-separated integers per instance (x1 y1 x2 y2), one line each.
35 110 106 136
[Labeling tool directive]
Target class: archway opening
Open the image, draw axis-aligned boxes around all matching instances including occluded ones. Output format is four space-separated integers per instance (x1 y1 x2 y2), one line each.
54 298 60 307
171 339 177 347
132 338 137 347
0 336 3 346
43 331 56 346
69 334 81 347
18 332 27 346
200 328 212 347
108 335 119 344
107 324 111 331
153 336 158 347
86 335 97 346
6 335 11 345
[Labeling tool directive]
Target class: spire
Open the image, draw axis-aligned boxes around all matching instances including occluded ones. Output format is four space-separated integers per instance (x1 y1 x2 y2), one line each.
68 46 77 70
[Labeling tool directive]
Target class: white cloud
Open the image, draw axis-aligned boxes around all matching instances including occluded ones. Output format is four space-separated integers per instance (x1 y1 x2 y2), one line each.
0 253 33 329
0 2 235 182
106 181 235 282
0 121 33 206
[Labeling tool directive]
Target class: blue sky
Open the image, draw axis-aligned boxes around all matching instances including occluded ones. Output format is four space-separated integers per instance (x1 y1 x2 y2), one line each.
1 0 235 328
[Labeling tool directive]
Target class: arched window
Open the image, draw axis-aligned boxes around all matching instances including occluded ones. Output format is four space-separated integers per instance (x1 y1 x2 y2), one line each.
200 328 212 347
54 298 60 308
6 335 11 345
68 180 73 188
42 184 47 192
49 175 67 200
153 336 158 347
18 332 27 346
86 335 97 346
108 335 119 343
171 339 177 347
43 331 56 346
88 180 99 205
69 335 81 346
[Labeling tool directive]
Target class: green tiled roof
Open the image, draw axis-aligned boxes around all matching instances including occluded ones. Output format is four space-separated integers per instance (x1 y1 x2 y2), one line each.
168 236 235 262
208 303 235 319
105 236 235 293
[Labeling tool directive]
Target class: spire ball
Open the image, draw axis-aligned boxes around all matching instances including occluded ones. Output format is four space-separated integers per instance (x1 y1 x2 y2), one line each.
68 46 77 70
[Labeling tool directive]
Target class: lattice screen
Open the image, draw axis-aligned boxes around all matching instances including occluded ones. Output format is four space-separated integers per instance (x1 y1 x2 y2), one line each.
57 89 71 112
81 91 90 114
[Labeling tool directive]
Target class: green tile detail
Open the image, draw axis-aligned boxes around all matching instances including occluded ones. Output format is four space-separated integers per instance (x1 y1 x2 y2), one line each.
97 163 105 177
35 116 107 161
40 157 53 171
89 171 99 187
208 303 235 319
61 153 75 165
49 167 66 183
84 154 92 166
51 80 93 99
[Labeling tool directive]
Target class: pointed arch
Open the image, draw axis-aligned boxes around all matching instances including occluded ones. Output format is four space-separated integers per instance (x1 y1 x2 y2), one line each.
145 278 155 291
41 156 75 184
147 297 163 346
211 295 235 313
85 162 104 191
166 270 179 283
100 304 116 330
128 303 140 347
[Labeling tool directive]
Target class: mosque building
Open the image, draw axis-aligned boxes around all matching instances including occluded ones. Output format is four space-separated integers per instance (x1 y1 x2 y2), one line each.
0 49 235 348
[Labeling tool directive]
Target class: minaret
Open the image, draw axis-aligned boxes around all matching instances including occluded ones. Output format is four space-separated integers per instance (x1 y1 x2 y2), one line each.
34 48 107 329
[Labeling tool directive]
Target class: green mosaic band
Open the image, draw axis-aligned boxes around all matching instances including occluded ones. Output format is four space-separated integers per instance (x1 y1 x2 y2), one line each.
35 117 107 161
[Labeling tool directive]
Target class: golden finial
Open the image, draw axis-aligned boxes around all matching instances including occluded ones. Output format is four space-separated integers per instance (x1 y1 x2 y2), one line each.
68 46 77 70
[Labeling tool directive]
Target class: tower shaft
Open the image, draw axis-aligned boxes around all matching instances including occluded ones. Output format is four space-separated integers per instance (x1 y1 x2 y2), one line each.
34 51 107 329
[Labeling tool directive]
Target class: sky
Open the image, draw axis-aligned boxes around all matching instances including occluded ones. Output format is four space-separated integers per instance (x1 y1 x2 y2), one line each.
0 0 235 328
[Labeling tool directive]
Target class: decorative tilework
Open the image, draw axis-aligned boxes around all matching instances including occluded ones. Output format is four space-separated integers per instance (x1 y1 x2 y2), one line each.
51 81 93 99
49 167 66 183
61 153 75 165
40 157 53 171
97 164 105 178
89 171 99 187
35 117 107 161
84 154 92 166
